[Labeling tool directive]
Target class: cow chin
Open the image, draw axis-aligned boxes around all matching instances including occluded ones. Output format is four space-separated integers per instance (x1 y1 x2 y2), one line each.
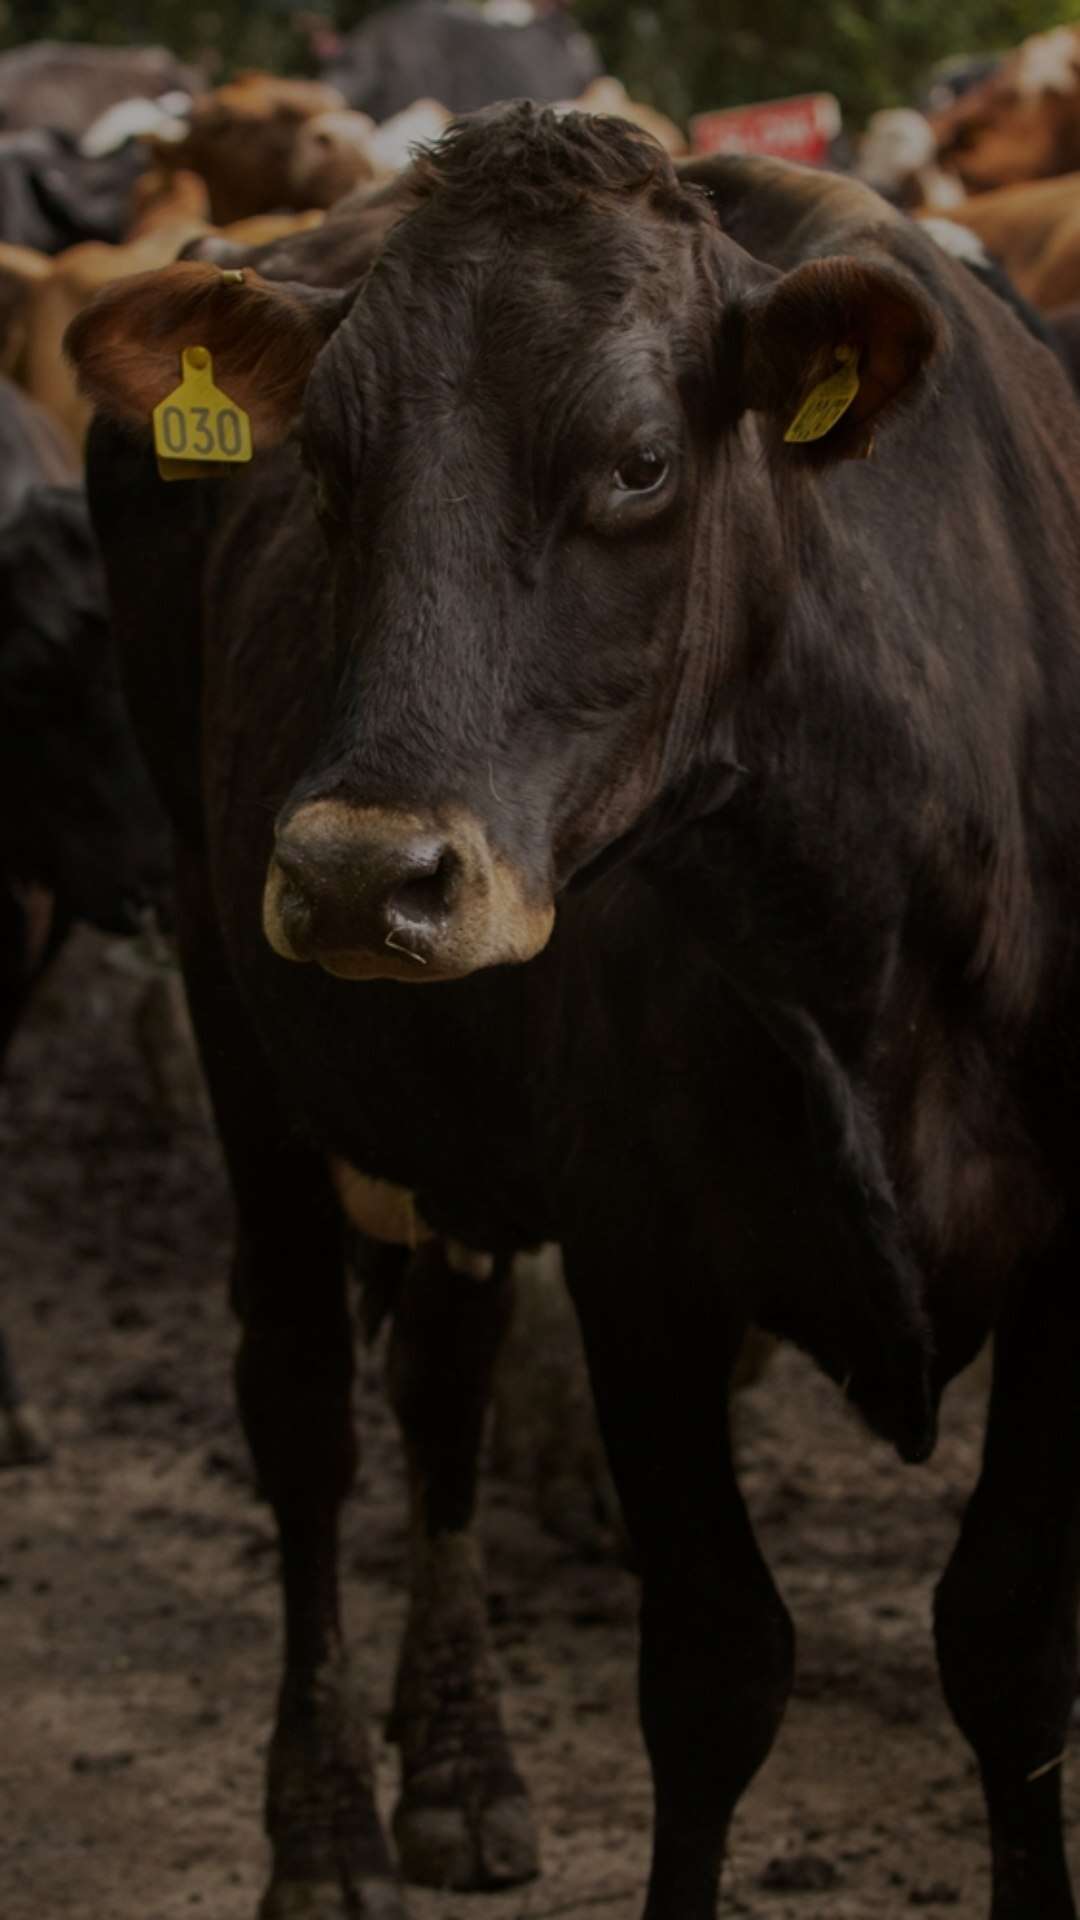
261 800 556 983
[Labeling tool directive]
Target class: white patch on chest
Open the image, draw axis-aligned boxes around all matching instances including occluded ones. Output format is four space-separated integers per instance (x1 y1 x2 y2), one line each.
330 1158 496 1279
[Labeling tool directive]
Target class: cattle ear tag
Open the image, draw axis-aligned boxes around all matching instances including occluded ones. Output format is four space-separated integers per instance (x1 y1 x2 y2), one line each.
784 345 860 445
153 346 253 482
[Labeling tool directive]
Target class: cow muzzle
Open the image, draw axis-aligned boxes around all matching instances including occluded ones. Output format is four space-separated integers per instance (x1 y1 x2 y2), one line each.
263 799 555 981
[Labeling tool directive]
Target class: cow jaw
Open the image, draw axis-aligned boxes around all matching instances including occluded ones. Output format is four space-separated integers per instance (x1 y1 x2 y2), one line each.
262 797 554 982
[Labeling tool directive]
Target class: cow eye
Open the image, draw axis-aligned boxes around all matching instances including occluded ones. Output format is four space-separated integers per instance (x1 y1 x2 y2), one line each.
614 447 668 494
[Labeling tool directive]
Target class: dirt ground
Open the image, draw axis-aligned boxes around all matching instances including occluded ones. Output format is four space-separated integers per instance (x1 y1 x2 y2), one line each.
2 930 1076 1920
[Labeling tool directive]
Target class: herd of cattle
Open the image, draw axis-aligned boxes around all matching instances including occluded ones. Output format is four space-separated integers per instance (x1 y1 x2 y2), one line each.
9 7 1080 1918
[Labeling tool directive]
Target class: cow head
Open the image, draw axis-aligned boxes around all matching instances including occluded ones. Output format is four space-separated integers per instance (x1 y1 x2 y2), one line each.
155 73 351 225
67 108 940 982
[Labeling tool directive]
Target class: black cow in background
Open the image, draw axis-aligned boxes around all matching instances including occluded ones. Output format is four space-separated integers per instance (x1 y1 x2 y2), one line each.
918 51 1003 118
0 374 170 1463
321 0 601 119
0 128 150 254
0 41 199 140
0 41 200 253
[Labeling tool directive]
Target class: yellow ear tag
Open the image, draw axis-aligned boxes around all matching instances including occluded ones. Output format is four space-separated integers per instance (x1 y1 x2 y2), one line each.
153 345 252 482
784 345 860 445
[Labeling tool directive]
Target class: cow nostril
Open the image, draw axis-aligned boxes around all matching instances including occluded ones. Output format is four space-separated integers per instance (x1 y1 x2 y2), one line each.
274 840 314 895
271 842 319 954
389 846 461 925
271 820 470 963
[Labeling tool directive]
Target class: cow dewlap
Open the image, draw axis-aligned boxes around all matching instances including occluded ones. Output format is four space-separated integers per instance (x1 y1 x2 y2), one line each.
329 1158 496 1277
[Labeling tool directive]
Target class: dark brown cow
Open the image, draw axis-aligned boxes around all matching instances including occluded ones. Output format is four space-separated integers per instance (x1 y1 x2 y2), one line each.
70 112 1080 1920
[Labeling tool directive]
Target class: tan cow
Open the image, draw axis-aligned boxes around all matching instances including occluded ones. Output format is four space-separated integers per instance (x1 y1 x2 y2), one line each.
150 71 379 224
917 173 1080 310
932 24 1080 193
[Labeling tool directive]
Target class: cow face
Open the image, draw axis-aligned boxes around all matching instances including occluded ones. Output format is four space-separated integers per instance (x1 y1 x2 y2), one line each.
67 109 939 981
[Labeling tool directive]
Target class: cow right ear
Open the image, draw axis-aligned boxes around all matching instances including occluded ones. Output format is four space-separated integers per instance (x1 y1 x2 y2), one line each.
732 253 943 463
65 261 350 449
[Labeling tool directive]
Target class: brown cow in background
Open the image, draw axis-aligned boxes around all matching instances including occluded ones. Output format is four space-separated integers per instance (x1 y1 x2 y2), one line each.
917 172 1080 311
151 74 378 224
932 24 1080 193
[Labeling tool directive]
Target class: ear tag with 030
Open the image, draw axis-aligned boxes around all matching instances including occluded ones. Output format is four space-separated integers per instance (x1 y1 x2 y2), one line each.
153 345 252 481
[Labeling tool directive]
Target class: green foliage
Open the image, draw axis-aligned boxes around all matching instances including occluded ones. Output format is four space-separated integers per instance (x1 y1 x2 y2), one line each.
0 0 311 76
2 0 1080 129
576 0 1080 127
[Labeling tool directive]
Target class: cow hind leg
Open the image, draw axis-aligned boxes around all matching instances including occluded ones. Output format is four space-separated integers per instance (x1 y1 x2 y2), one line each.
934 1270 1080 1920
177 863 401 1920
387 1240 540 1891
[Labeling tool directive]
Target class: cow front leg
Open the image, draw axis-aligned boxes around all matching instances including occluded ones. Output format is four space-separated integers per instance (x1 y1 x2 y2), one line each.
177 862 401 1920
934 1270 1080 1920
236 1208 401 1920
387 1240 539 1891
566 1242 794 1920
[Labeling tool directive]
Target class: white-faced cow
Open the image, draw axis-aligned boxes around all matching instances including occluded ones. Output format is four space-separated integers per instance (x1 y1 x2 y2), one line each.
68 108 1080 1920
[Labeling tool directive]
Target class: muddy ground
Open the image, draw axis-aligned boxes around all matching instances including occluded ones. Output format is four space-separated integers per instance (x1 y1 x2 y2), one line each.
2 930 1076 1920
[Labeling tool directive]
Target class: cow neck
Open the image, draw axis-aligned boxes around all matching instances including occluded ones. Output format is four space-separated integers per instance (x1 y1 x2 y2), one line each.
638 431 1078 1454
655 440 1054 1081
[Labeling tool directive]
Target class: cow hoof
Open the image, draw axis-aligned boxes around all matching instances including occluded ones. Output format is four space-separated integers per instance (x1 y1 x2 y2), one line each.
259 1875 406 1920
394 1792 539 1891
0 1403 51 1468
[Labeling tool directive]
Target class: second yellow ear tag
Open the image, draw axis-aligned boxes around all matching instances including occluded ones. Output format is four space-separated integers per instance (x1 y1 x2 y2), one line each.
153 346 252 482
784 346 860 445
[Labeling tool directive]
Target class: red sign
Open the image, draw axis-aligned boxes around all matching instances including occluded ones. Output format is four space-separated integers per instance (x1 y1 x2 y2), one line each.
690 93 842 167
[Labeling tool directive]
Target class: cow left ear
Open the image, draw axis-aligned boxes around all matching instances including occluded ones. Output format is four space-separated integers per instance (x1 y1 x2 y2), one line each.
65 261 350 449
734 255 944 461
